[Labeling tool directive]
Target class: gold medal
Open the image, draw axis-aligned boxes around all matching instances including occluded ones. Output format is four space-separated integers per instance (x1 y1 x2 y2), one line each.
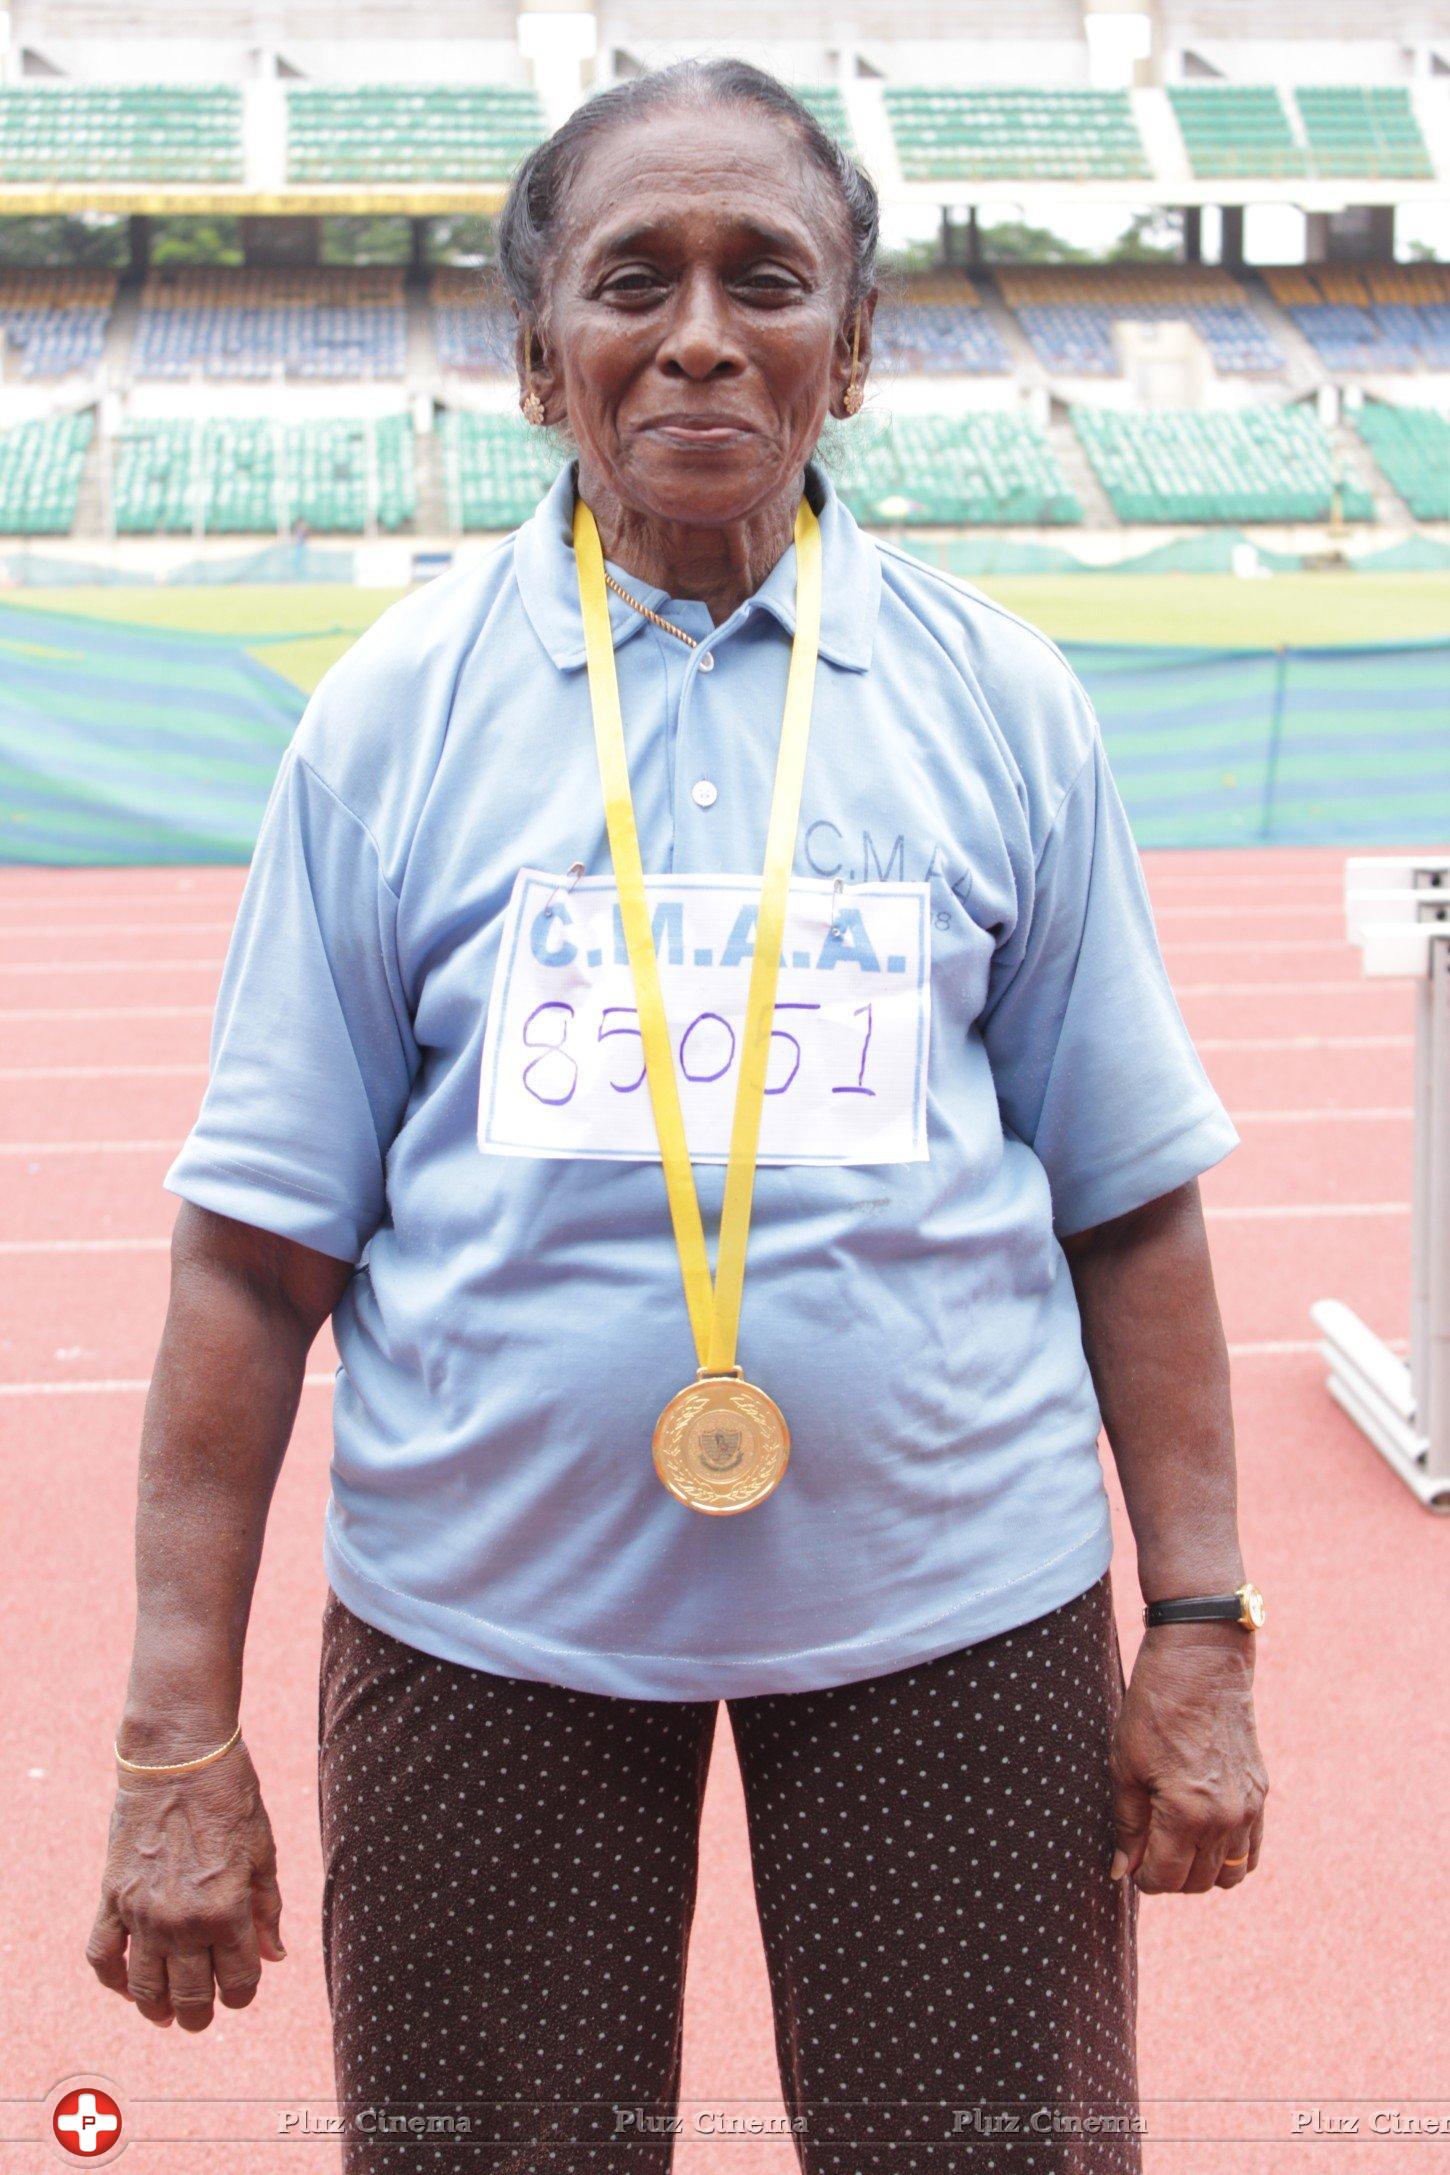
653 1370 791 1516
574 490 823 1514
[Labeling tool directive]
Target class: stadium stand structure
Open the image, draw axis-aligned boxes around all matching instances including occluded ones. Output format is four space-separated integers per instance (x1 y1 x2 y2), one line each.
1072 404 1374 524
1352 401 1450 521
0 13 1445 554
115 414 415 533
996 267 1285 377
440 408 562 529
134 268 406 379
1169 85 1306 179
1264 264 1450 372
0 270 114 378
884 85 1151 182
0 409 92 533
1293 86 1434 182
829 411 1081 526
432 267 513 376
285 83 544 184
0 84 242 184
793 85 856 151
873 276 1010 376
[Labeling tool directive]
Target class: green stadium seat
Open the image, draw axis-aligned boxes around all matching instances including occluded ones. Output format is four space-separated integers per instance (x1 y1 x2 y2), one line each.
1353 402 1450 521
0 85 242 184
286 85 545 184
884 86 1150 183
1294 86 1433 181
1168 86 1305 180
828 411 1081 527
439 410 563 530
114 415 415 534
1071 404 1374 525
793 85 856 153
0 410 92 535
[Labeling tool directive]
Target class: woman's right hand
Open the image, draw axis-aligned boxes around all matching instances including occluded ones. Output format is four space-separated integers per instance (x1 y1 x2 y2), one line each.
86 1741 286 2031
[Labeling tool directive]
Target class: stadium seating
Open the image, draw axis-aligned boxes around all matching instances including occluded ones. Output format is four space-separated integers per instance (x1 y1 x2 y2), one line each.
1293 86 1433 181
997 268 1284 377
1265 264 1450 372
286 84 544 183
794 85 856 152
1353 402 1450 520
432 268 514 376
0 410 91 534
134 269 406 380
0 271 114 378
874 278 1009 375
439 409 562 529
0 85 241 183
114 414 415 533
1169 86 1306 179
885 86 1150 182
1071 404 1374 524
829 411 1080 526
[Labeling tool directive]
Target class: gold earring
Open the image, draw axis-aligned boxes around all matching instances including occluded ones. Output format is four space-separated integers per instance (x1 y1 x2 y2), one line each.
521 324 546 427
842 307 864 416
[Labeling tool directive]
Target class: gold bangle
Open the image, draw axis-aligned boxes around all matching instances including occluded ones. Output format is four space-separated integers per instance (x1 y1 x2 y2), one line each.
114 1720 243 1776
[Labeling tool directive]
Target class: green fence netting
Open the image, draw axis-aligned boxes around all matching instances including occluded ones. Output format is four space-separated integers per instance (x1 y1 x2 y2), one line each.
0 603 304 864
0 603 1446 863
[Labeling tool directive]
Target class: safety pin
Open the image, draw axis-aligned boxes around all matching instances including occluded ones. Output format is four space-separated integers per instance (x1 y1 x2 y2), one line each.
543 860 586 918
829 876 845 937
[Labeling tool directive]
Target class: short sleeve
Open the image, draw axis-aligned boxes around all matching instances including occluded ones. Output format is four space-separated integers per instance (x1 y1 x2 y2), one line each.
163 746 420 1264
979 714 1239 1238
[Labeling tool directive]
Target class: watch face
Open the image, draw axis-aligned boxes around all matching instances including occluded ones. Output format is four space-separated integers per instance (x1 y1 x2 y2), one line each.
1240 1583 1266 1629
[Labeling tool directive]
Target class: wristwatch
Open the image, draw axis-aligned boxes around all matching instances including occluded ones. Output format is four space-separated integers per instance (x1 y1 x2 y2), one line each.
1144 1580 1265 1631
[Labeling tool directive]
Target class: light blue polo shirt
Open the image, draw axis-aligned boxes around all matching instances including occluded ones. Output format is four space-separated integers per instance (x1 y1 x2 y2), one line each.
164 458 1238 1700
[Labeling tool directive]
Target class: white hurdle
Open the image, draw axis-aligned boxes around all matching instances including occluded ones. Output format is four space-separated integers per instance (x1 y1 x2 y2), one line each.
1311 855 1450 1511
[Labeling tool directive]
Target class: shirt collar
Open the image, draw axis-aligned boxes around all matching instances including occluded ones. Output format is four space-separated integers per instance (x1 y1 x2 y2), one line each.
513 455 881 675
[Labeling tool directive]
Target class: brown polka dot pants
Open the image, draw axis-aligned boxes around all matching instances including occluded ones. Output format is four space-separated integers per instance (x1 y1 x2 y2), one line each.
318 1571 1140 2174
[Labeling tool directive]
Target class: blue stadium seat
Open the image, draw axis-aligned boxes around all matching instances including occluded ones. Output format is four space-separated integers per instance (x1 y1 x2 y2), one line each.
1015 302 1282 377
134 271 406 381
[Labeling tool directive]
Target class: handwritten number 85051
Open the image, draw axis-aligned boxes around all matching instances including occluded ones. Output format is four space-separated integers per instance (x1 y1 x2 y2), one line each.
519 1000 876 1108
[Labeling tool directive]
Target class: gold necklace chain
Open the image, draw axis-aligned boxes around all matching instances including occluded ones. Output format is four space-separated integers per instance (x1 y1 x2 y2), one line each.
603 571 699 650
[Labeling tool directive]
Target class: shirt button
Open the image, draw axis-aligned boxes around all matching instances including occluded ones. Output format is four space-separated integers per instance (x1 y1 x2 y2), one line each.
691 779 718 809
697 650 715 672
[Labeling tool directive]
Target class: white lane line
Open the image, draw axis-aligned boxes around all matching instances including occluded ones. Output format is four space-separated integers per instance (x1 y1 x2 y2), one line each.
0 1237 170 1253
1228 1336 1408 1357
0 1204 1411 1252
1206 1202 1409 1221
1228 1108 1412 1123
1175 979 1387 996
1196 1034 1412 1051
0 886 243 906
0 1064 206 1081
0 1347 1392 1395
0 1372 335 1397
1152 904 1343 922
1162 940 1351 957
0 921 235 939
0 959 221 976
0 1140 178 1156
0 1112 1409 1153
0 1005 213 1021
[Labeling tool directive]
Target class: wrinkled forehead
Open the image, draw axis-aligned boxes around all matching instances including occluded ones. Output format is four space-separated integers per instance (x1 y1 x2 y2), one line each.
548 103 850 288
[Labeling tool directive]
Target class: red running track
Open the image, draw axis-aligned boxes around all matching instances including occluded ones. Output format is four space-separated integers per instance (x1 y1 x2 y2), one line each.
2 845 1448 2173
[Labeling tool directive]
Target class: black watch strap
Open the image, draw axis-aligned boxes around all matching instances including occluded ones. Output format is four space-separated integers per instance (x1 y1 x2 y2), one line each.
1144 1592 1245 1628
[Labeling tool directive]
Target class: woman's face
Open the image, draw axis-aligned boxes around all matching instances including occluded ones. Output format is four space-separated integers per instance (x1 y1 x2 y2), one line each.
532 104 869 533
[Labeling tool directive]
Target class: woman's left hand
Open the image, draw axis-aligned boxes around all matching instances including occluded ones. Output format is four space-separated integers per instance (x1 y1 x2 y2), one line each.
1109 1625 1268 1893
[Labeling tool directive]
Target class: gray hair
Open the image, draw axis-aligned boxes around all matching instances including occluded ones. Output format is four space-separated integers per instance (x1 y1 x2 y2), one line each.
496 58 880 330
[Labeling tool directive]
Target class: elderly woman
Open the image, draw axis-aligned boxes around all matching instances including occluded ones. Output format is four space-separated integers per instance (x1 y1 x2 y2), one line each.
89 59 1268 2175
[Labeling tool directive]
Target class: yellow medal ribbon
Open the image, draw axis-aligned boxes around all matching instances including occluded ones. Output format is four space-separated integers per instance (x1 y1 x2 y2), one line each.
573 492 822 1511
